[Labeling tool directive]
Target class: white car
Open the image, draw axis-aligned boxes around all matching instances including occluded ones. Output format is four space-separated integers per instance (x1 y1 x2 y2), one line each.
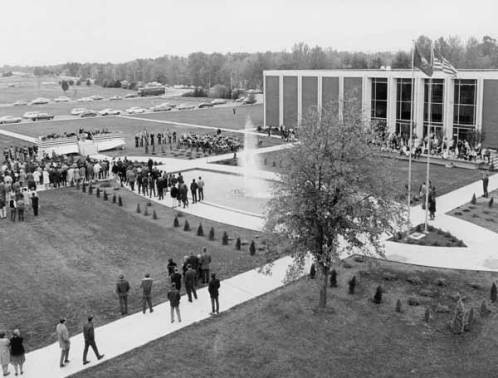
109 95 122 101
150 103 172 112
210 99 227 105
53 96 71 102
13 100 28 106
0 116 22 124
90 95 104 100
124 93 138 98
77 97 93 102
70 108 88 116
177 103 195 110
30 97 50 105
126 106 147 114
23 111 40 119
98 108 121 116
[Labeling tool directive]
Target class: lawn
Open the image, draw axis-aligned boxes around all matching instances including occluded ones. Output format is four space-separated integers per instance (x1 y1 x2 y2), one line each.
0 134 35 153
390 224 466 247
218 149 485 199
449 190 498 233
0 185 267 351
74 257 498 378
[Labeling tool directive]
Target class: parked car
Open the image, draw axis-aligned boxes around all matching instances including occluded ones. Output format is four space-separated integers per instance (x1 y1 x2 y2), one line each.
98 108 121 116
23 111 39 119
109 95 122 101
198 102 214 108
210 99 227 105
126 106 147 114
80 110 98 118
124 93 138 98
30 112 54 121
243 97 257 105
177 103 195 110
70 108 88 116
0 116 22 124
90 95 104 100
30 97 50 105
13 100 28 106
53 96 71 102
77 97 93 102
150 103 172 112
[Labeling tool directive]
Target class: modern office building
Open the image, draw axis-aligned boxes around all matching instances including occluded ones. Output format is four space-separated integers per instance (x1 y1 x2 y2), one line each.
263 69 498 147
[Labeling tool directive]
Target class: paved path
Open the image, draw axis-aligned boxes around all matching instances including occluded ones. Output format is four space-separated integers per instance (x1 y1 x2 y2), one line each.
20 256 308 378
0 128 38 143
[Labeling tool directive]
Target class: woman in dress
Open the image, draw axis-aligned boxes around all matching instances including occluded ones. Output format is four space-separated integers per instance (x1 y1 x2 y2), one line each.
0 331 10 376
9 330 25 376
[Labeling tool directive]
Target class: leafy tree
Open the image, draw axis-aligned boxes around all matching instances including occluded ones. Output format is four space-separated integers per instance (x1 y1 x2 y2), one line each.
61 80 69 93
264 98 405 308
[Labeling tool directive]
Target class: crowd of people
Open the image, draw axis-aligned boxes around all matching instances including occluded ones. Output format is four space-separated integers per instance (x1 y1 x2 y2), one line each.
134 128 242 155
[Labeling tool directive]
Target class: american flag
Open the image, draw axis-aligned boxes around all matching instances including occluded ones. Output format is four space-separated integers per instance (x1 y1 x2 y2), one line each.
433 50 457 76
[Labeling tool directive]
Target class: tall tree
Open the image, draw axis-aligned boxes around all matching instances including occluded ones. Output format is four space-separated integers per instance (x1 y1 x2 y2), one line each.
264 99 405 308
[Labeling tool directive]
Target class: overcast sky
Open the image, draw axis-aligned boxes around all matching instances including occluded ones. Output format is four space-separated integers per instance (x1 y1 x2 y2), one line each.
1 0 497 66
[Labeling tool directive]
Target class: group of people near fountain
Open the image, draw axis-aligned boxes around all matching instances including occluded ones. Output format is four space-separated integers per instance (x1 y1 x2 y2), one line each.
111 157 205 207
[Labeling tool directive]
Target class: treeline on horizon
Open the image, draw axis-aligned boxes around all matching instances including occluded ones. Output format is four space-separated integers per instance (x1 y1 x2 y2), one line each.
2 35 498 90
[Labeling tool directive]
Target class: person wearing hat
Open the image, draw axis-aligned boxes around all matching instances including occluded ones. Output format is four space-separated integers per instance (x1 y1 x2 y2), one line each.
208 273 221 315
10 329 25 376
56 318 70 368
140 273 154 314
115 274 131 315
82 316 104 365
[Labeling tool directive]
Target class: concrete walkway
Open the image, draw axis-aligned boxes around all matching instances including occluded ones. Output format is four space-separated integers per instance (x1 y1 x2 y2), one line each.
20 256 306 378
0 128 38 143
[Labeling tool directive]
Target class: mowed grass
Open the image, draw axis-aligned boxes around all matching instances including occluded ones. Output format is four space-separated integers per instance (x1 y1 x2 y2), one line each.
0 134 35 152
0 186 266 351
449 189 498 232
126 103 264 130
74 258 498 378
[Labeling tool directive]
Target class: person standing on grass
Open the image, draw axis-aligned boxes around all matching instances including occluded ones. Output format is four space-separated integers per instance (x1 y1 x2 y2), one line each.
208 273 220 315
197 176 204 201
171 268 182 291
9 329 25 376
0 332 10 377
30 192 39 217
167 258 177 276
82 316 104 365
167 284 182 323
483 173 489 198
9 196 15 222
200 247 211 284
184 265 198 302
140 273 154 313
0 181 6 219
116 274 130 315
16 198 24 222
56 318 70 368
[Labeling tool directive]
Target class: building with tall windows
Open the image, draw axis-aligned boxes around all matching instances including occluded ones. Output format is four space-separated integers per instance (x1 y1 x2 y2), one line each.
263 69 498 147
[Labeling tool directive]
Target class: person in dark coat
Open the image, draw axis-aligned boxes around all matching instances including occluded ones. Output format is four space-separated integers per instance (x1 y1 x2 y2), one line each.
167 258 177 276
10 329 25 376
171 268 182 291
208 273 220 315
140 273 154 313
184 265 198 302
116 274 130 315
429 191 436 220
82 316 104 365
190 179 198 204
483 173 489 198
167 284 181 323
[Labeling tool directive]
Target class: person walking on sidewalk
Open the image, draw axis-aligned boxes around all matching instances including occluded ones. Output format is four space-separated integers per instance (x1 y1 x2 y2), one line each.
116 274 130 315
184 265 198 302
140 273 154 313
167 284 182 323
483 173 489 198
208 273 221 315
0 332 10 377
197 176 204 201
82 316 104 365
9 329 25 376
200 247 211 284
56 318 70 368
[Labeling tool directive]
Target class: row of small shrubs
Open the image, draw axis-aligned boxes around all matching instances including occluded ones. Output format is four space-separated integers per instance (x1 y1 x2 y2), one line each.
470 193 495 208
78 181 123 206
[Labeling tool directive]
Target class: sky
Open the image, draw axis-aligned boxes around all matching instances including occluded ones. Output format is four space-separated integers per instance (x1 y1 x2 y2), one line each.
1 0 497 66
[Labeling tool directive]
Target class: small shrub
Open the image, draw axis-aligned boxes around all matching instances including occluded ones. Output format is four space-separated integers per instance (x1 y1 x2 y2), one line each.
152 210 158 220
415 224 423 232
451 298 466 334
454 211 462 216
395 299 402 313
424 307 431 323
373 286 382 304
489 197 494 208
146 201 152 207
209 227 215 241
464 308 474 332
480 300 490 317
103 191 108 201
76 181 80 190
144 206 149 216
88 185 93 195
184 220 190 231
96 188 100 198
173 216 180 227
309 264 316 279
249 241 256 256
82 183 87 193
118 196 123 206
112 194 116 203
471 193 476 205
235 237 241 251
197 223 204 236
222 232 229 245
136 203 141 213
330 269 337 288
491 282 497 302
348 276 356 295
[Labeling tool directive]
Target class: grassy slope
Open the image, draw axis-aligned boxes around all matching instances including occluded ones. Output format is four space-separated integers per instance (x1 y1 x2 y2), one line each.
0 186 265 351
0 134 35 152
449 189 498 232
74 258 498 378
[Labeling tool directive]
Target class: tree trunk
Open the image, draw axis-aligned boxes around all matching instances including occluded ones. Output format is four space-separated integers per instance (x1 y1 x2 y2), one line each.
318 265 330 308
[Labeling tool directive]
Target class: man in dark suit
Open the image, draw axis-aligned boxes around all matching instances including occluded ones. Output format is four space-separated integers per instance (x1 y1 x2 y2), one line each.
171 268 182 291
140 273 154 313
184 265 198 302
190 179 198 204
116 274 130 315
483 173 489 198
208 273 220 315
82 316 104 365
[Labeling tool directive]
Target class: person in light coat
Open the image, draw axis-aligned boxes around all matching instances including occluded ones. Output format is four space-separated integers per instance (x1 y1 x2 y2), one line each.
0 331 10 376
56 318 71 368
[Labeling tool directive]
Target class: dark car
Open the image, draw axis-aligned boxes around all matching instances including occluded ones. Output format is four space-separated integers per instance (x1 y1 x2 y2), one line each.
31 112 55 121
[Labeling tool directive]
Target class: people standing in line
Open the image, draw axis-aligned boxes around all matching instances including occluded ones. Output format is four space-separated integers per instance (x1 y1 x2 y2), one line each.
483 173 489 198
171 268 182 291
197 176 204 201
200 247 211 284
140 273 154 314
116 274 130 315
190 179 198 204
167 284 182 323
0 332 10 377
9 329 25 376
184 265 198 302
208 273 221 315
56 318 70 368
82 316 104 365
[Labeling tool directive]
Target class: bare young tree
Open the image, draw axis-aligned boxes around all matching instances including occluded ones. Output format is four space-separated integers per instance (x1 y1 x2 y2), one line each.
264 98 405 308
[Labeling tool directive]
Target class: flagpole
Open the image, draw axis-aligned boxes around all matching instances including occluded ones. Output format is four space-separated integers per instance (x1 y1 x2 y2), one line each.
407 41 415 227
424 42 434 232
